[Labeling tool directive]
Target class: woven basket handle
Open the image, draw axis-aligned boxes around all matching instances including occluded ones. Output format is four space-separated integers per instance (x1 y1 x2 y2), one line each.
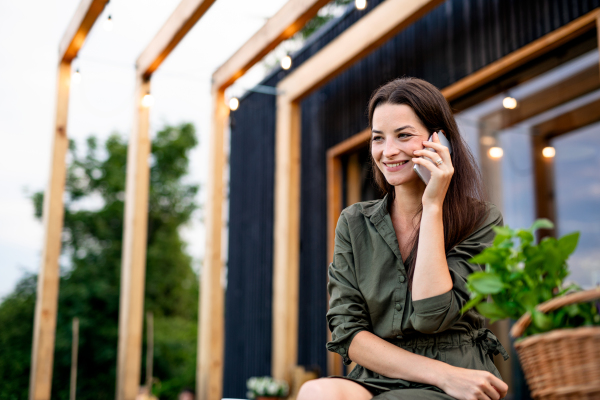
509 287 600 338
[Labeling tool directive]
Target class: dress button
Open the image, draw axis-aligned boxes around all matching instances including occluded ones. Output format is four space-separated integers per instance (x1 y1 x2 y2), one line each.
395 303 402 311
399 275 406 283
396 335 403 339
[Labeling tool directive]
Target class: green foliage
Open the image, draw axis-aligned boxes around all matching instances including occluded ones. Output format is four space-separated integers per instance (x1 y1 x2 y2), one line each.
0 123 200 400
299 0 353 39
461 219 600 338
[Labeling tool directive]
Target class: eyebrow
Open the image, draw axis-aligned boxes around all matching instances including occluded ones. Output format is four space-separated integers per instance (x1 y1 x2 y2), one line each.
371 125 416 134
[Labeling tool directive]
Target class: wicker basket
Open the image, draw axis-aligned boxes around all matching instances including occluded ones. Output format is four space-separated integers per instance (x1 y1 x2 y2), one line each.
509 287 600 399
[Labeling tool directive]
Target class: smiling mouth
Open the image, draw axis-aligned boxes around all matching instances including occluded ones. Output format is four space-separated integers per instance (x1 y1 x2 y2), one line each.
383 160 409 167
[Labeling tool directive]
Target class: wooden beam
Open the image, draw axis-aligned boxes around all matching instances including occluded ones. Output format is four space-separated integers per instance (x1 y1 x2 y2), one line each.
116 77 152 400
325 129 369 377
278 0 444 102
136 0 217 79
325 152 342 377
59 0 109 62
441 9 600 101
212 0 330 90
197 88 228 400
272 95 301 382
30 60 72 400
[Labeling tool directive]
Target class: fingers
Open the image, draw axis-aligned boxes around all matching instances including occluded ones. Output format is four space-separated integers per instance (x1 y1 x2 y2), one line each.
490 376 509 398
412 155 438 174
422 132 451 160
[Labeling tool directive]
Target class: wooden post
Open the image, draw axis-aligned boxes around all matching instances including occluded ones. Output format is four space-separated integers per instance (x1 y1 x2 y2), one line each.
197 88 228 400
146 312 154 394
31 1 109 397
116 76 152 400
272 96 301 382
29 60 71 400
70 318 80 400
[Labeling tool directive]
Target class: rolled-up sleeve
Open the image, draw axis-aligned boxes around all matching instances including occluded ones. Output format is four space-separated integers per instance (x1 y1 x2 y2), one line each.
326 213 371 365
410 205 503 334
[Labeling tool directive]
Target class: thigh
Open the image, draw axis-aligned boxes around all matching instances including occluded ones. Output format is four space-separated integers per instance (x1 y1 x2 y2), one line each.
297 377 373 400
372 389 455 400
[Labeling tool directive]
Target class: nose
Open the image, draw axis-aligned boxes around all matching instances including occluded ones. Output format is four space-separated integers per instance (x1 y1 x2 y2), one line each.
383 136 400 158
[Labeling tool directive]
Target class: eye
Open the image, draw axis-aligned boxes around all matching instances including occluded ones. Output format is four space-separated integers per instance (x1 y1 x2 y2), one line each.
398 133 412 139
372 135 383 142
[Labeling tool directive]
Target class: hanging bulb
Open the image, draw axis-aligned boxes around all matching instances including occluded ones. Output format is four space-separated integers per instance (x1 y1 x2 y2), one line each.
281 55 292 70
542 147 555 158
229 97 239 111
104 15 113 31
72 69 81 84
488 147 503 159
142 93 154 108
355 0 367 10
502 96 517 109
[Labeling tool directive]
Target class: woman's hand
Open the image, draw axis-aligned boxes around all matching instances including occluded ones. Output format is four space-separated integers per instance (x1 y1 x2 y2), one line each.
437 364 508 400
412 131 454 208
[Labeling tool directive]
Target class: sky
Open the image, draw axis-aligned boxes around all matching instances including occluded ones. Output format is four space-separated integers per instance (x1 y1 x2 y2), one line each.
0 0 293 299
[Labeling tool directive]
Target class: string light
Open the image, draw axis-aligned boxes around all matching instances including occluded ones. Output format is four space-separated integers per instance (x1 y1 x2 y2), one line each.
281 55 292 70
542 147 556 158
488 147 503 159
229 97 239 111
142 92 154 108
104 15 113 31
355 0 367 10
72 69 81 84
502 96 517 109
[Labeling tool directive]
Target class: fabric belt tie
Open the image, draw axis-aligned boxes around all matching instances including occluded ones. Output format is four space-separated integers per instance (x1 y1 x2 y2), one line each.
474 328 509 361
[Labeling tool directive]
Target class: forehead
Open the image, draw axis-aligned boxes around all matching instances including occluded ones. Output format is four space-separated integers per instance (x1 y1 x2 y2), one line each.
372 103 421 129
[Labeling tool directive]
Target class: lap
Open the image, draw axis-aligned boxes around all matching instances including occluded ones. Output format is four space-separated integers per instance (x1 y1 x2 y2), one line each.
372 389 456 399
297 377 372 400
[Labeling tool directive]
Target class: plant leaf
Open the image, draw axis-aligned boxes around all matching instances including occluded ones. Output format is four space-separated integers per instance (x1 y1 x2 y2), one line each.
532 310 553 331
557 231 579 259
530 219 554 232
461 294 484 314
475 302 509 322
468 272 506 294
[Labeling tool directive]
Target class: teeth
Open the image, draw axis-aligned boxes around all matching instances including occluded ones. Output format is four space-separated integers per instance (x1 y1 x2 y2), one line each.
387 161 407 167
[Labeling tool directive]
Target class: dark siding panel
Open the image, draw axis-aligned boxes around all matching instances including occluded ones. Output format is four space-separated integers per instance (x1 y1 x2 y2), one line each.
225 0 600 395
223 78 277 397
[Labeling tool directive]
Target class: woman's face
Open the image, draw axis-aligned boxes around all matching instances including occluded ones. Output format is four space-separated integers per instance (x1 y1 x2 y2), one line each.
371 103 430 187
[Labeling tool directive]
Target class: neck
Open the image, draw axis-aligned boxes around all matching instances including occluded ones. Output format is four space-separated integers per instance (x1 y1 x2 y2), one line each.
391 180 425 219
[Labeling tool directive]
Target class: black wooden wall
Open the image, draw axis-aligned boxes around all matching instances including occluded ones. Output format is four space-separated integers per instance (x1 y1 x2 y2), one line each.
224 0 600 397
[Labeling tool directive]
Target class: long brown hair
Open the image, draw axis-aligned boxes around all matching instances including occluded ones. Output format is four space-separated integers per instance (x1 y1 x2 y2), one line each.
367 77 489 289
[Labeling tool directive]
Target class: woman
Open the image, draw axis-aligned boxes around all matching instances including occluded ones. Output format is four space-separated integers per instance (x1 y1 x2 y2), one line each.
298 78 509 400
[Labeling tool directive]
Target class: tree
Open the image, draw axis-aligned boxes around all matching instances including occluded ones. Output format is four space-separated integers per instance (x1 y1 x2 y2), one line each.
0 122 200 400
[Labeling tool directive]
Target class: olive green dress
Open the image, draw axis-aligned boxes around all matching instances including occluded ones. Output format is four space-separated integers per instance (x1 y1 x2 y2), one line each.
326 195 509 399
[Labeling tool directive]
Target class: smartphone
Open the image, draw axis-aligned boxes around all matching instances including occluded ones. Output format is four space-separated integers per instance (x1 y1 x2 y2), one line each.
413 131 452 185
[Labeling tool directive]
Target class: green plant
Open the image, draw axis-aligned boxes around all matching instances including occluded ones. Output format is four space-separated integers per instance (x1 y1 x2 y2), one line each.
246 376 289 399
461 219 600 338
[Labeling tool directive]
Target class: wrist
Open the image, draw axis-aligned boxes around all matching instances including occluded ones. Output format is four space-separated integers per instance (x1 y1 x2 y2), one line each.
422 202 442 214
430 362 455 390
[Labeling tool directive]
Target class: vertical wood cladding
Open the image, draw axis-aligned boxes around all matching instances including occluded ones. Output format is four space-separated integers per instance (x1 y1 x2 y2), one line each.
224 0 599 397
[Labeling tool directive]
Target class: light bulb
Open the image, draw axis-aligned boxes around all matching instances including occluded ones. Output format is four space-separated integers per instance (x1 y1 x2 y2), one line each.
281 55 292 70
104 15 113 32
72 69 81 84
488 147 503 159
355 0 367 10
142 93 154 108
502 96 517 109
542 147 555 158
229 97 239 111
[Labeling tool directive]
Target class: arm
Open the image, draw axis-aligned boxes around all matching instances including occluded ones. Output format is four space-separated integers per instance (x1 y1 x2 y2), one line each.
409 205 503 334
410 133 502 334
349 331 508 400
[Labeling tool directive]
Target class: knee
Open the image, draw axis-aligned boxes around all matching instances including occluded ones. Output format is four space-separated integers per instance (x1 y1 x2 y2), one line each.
297 379 341 400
